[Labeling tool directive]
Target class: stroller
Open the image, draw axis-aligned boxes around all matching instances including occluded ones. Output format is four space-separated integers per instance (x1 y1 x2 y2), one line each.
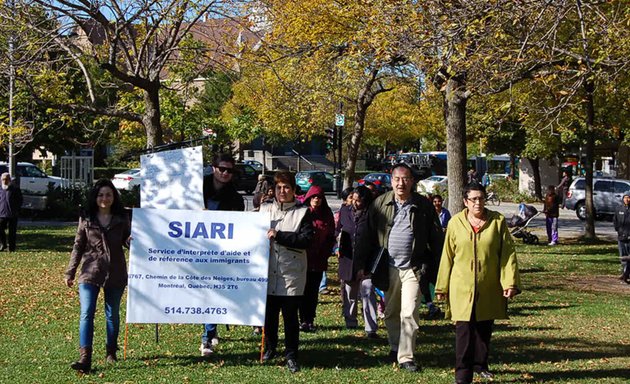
508 203 541 244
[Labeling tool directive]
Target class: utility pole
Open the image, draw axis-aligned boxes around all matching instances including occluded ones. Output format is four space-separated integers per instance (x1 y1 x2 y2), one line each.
335 102 344 198
8 0 16 177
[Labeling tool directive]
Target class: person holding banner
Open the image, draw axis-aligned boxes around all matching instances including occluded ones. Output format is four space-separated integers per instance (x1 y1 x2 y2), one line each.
259 171 313 373
298 185 335 332
199 153 245 356
64 179 131 373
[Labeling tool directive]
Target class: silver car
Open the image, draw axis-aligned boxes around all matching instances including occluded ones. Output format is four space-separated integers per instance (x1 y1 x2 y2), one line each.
565 177 630 220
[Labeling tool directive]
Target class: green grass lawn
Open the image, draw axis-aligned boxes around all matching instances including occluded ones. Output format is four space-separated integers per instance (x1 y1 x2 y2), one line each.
0 226 628 383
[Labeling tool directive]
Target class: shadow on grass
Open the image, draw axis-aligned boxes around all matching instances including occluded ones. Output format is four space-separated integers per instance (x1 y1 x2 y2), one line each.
524 246 616 256
19 231 74 253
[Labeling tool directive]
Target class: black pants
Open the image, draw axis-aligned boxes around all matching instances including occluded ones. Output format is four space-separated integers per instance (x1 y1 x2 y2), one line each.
264 295 300 360
299 271 322 325
0 217 18 251
455 319 494 384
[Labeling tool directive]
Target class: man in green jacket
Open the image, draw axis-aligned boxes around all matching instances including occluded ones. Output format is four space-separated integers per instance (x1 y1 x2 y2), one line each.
355 163 443 372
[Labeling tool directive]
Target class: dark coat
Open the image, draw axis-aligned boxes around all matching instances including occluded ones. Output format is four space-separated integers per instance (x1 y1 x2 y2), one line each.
336 204 369 281
613 203 630 241
202 176 245 211
354 191 444 291
65 214 131 288
303 186 335 272
543 192 561 218
0 184 23 218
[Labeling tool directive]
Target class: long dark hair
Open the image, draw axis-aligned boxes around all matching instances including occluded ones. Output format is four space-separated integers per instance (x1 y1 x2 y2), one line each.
353 185 374 208
85 179 126 219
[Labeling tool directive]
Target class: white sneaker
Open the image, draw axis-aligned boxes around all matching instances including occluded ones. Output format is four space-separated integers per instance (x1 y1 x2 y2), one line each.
548 242 557 246
211 337 219 346
200 342 213 356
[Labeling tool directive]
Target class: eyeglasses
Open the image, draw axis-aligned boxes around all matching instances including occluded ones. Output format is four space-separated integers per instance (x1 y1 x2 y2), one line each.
466 197 485 203
216 166 234 174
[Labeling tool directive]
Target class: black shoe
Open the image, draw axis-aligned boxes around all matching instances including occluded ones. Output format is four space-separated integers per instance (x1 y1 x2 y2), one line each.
366 332 379 339
399 361 419 372
286 358 300 373
262 349 277 361
477 370 494 379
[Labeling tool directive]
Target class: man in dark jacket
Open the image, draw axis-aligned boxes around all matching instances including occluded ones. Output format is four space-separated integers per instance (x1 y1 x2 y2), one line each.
199 153 245 356
613 192 630 284
355 163 443 372
0 173 23 252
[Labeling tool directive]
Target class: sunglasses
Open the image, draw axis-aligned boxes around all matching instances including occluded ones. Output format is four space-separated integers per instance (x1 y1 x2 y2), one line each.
216 166 234 174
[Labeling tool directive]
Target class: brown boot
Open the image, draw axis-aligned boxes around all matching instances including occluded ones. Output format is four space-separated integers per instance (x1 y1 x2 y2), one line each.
106 345 118 363
70 346 92 373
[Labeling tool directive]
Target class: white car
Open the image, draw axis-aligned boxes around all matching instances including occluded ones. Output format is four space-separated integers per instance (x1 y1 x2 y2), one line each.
0 162 69 195
417 175 448 193
112 168 142 190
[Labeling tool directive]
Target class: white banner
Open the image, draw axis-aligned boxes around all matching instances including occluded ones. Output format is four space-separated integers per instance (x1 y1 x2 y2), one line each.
140 146 204 210
126 208 270 325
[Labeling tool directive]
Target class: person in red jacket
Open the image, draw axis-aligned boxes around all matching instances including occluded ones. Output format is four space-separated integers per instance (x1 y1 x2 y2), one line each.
298 185 336 332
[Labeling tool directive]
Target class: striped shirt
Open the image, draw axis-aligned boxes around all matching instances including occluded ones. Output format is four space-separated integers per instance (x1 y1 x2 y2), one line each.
388 200 414 269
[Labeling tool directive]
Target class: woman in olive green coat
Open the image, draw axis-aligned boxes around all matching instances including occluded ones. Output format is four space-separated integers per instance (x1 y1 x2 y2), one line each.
435 183 521 384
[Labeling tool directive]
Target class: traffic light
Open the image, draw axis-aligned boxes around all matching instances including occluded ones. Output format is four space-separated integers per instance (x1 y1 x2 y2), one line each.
325 127 336 152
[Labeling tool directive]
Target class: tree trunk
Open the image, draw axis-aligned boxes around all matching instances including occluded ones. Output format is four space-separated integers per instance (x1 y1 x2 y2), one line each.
444 75 468 214
584 79 596 239
509 154 517 180
343 101 368 189
529 157 542 200
142 82 164 149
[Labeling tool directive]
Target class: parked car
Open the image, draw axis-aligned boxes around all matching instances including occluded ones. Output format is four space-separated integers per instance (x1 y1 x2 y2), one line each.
0 162 71 210
565 177 630 220
417 175 448 193
0 162 69 195
295 171 334 193
203 163 263 194
112 168 142 191
357 173 392 192
242 160 264 172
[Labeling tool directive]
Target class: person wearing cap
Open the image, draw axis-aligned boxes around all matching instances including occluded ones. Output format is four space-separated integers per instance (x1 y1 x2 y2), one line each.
0 172 22 252
613 191 630 284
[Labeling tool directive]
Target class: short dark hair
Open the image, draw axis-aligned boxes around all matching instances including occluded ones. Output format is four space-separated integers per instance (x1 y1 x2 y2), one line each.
274 170 296 190
86 179 125 219
212 153 236 167
341 187 354 201
433 194 443 202
463 182 486 200
391 162 414 176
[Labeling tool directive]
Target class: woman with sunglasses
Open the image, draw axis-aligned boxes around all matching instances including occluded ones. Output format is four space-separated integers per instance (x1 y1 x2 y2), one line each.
435 182 521 384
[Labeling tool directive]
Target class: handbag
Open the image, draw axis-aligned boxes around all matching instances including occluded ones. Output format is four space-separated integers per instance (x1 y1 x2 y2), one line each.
369 247 389 291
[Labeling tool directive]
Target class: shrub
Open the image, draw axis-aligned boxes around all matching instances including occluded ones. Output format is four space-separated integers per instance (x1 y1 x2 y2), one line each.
489 178 538 204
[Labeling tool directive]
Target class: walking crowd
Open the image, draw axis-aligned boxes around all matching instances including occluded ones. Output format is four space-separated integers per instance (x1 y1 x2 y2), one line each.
62 155 523 384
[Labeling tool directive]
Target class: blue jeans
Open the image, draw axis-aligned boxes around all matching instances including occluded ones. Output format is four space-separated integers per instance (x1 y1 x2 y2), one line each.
78 283 125 348
201 324 217 345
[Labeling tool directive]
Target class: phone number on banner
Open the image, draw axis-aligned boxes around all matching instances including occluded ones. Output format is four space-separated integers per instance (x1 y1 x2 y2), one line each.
164 307 228 315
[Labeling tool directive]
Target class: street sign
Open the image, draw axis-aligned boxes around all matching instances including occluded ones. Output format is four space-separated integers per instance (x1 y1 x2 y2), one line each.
335 113 345 127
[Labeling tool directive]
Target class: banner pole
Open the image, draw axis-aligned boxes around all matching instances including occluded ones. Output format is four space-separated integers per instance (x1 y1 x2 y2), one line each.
260 327 265 363
124 324 128 360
